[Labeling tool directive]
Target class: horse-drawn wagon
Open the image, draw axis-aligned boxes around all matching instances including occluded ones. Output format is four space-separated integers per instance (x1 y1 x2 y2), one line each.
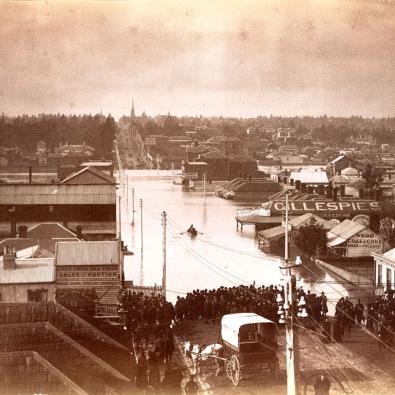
220 312 279 386
186 313 279 386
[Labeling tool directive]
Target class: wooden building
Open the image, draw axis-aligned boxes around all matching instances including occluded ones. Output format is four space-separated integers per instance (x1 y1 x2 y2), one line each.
55 240 122 314
0 167 116 238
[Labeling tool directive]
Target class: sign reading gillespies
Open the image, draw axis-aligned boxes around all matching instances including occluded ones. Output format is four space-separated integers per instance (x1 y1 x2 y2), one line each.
271 200 380 220
347 229 383 257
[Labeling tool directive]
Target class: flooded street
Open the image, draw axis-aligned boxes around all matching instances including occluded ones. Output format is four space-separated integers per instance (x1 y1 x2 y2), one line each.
118 170 355 311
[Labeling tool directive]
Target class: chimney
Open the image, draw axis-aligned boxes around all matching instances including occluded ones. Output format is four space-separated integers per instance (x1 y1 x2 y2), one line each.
76 225 83 240
18 226 27 238
3 245 16 270
28 166 32 184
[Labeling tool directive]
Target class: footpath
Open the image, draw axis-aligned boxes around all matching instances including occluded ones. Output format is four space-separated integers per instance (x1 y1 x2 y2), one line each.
173 319 395 395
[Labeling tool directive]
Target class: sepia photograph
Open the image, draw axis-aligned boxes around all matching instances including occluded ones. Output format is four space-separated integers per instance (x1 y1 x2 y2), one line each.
0 0 395 394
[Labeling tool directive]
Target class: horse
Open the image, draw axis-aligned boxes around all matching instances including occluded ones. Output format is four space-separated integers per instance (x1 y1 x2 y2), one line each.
184 341 224 374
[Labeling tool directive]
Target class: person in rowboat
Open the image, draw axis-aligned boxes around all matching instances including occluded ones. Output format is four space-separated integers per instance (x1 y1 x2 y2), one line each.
187 224 198 236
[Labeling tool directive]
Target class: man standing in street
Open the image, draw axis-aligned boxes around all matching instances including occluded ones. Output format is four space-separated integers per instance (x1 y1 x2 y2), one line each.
314 374 331 395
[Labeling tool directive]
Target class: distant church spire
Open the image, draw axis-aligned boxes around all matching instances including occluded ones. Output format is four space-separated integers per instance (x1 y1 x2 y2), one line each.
131 99 135 118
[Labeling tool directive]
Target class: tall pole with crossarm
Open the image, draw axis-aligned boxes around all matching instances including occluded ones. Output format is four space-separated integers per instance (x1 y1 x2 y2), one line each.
282 189 301 395
161 211 167 300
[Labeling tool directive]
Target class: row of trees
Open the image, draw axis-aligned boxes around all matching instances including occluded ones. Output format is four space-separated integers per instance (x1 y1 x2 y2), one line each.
0 114 117 155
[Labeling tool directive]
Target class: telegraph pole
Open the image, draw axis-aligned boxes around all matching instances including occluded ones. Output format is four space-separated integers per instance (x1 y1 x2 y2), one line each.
282 189 301 395
140 198 143 260
118 195 122 240
126 175 129 210
161 211 167 299
132 188 135 226
139 198 144 286
203 172 207 203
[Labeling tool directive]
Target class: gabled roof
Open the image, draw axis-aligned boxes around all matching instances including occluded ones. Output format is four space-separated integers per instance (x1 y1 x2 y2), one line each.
341 167 358 176
290 171 328 184
23 223 77 239
330 155 346 164
279 145 299 150
186 146 207 153
55 241 120 266
289 213 333 230
327 219 366 247
346 178 366 190
61 166 115 184
0 258 55 284
230 155 257 163
383 248 395 262
0 184 115 205
0 238 38 255
207 136 241 142
186 161 208 166
202 151 229 160
259 225 285 240
330 175 351 184
80 161 112 168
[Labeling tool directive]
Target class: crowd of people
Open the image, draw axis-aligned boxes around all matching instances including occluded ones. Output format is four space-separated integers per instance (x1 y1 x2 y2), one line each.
174 284 279 324
366 292 395 349
118 285 395 393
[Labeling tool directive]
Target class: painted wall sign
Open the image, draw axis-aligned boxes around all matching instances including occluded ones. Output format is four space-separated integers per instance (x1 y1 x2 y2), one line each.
347 229 383 257
56 265 120 286
271 200 380 219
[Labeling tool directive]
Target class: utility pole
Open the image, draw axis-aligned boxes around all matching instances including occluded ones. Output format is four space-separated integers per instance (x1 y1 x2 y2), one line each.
161 211 167 300
282 189 301 395
126 175 129 210
140 198 143 261
203 172 207 203
118 195 122 240
132 188 135 226
139 198 144 286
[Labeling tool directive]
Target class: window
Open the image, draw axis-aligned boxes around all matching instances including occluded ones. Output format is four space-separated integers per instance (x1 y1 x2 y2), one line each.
377 264 383 285
27 289 48 302
387 268 392 291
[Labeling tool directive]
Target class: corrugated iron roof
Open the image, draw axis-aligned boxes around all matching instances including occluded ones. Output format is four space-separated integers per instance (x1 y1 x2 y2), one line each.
25 223 77 239
330 175 351 184
0 184 115 205
330 155 345 164
259 225 285 240
384 248 395 261
230 155 257 163
326 219 365 247
0 258 55 284
290 171 328 184
203 151 229 159
0 238 38 254
341 167 358 176
289 213 333 230
55 241 119 266
61 166 115 184
346 178 366 190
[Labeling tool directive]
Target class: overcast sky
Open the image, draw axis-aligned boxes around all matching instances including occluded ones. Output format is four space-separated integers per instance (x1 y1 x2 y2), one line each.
0 0 394 118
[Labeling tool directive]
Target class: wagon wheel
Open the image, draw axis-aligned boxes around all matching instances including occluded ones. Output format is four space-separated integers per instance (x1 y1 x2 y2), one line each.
226 355 240 386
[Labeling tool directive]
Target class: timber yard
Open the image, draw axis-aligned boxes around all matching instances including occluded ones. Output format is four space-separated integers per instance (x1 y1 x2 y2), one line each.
1 2 395 395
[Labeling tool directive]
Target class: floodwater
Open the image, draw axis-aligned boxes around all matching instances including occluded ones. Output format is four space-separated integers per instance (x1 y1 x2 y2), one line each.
117 170 360 312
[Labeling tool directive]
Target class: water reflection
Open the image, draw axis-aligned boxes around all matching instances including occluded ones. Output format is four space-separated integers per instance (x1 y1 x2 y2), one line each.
120 170 352 308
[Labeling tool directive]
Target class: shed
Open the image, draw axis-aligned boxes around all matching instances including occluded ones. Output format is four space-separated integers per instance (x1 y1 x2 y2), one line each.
326 219 383 257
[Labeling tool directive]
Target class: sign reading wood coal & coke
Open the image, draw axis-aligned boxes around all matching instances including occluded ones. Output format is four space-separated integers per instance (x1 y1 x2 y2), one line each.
347 229 383 257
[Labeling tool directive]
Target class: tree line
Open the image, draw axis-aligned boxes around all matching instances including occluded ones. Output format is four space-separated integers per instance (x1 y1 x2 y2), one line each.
0 113 117 155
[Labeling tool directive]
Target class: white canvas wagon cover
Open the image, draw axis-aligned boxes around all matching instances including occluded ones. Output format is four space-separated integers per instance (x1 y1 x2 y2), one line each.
221 313 275 348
